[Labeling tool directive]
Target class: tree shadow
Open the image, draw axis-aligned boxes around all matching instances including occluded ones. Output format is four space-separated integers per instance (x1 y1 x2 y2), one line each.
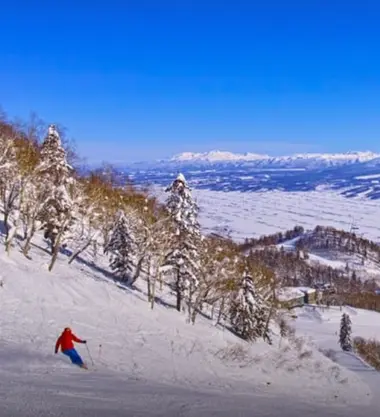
153 296 177 311
0 219 7 236
192 307 213 322
70 253 144 295
222 324 247 341
29 242 52 256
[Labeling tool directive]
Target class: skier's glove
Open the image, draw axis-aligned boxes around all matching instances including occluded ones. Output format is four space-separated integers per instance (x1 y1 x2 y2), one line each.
82 340 87 344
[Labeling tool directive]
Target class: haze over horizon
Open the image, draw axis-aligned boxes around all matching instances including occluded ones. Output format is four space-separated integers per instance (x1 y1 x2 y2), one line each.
1 1 380 163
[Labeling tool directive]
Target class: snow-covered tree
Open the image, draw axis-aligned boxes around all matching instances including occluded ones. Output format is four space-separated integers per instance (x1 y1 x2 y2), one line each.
162 242 201 314
37 124 72 183
165 173 200 235
128 200 171 286
104 210 138 282
229 268 271 342
20 125 78 268
339 313 352 351
0 132 41 254
66 177 105 264
144 217 175 309
162 173 202 315
45 180 81 271
0 134 19 241
20 179 50 257
190 238 238 325
38 125 76 248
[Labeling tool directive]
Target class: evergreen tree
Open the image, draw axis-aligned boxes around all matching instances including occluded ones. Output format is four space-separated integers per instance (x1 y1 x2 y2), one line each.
20 124 77 267
229 270 269 342
38 125 72 183
37 125 75 250
339 313 352 351
104 210 137 282
163 173 202 314
165 173 200 235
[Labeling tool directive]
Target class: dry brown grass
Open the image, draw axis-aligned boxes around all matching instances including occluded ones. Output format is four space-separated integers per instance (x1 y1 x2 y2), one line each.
341 293 380 313
353 336 380 370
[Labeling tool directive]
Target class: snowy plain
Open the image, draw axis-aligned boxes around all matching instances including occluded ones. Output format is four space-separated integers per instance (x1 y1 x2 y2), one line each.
171 188 380 243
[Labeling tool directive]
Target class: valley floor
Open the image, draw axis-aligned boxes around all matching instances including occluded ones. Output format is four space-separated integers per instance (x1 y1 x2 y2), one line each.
186 188 380 242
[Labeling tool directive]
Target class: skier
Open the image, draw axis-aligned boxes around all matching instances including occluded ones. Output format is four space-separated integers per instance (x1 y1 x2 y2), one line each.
55 327 88 369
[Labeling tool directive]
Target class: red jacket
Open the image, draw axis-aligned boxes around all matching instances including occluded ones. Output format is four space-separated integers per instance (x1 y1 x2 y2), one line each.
55 329 84 353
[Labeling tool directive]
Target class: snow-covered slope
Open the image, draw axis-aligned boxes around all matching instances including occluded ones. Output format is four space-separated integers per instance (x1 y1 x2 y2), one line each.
293 304 380 410
0 232 378 415
169 150 380 168
295 304 380 346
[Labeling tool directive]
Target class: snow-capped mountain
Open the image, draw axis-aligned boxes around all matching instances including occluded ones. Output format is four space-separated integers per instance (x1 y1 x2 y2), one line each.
169 150 380 168
171 150 270 162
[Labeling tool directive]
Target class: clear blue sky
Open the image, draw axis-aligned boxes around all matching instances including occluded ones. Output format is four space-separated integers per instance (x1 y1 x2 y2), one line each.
1 1 380 163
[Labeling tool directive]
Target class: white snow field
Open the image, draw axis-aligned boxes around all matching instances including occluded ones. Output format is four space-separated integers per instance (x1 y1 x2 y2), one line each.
177 188 380 243
0 235 379 416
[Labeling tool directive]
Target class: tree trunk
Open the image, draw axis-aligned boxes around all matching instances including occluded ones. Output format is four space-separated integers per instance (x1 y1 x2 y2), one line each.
211 303 215 321
22 225 36 257
22 222 28 240
49 227 65 271
190 290 204 325
102 228 110 250
3 211 9 239
131 254 145 284
147 270 151 301
48 242 60 271
150 274 156 310
263 292 277 344
216 297 225 326
146 256 152 301
191 303 198 324
5 215 20 254
175 269 182 312
187 285 194 323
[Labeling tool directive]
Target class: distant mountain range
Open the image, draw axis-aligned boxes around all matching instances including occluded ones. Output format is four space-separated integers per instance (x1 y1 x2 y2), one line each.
113 150 380 200
166 150 380 169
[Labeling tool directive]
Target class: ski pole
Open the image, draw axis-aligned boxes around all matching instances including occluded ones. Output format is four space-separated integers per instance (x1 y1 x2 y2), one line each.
85 343 95 366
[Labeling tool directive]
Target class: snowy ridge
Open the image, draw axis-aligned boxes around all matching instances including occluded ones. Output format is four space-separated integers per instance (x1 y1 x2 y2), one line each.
169 150 380 167
171 150 270 162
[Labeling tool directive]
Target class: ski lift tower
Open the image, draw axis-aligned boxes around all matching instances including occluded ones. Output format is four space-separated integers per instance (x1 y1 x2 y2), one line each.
347 216 359 254
349 216 359 235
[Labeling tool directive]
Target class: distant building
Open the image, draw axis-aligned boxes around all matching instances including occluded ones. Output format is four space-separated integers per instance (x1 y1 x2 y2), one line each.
276 287 316 309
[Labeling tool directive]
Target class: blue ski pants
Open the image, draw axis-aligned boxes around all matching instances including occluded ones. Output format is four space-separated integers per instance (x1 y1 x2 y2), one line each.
62 348 84 366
